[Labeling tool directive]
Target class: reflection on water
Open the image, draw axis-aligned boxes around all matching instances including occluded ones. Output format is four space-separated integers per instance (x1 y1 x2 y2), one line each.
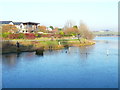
2 53 19 67
79 45 95 60
2 52 41 68
2 37 118 88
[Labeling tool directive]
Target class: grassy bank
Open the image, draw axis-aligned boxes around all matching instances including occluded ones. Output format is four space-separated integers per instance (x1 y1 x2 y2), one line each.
2 38 95 54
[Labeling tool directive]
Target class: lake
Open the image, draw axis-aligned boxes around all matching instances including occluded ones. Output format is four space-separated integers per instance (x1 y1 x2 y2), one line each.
2 37 118 88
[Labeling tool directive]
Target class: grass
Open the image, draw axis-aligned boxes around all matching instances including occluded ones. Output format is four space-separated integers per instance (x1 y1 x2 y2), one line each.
2 38 95 54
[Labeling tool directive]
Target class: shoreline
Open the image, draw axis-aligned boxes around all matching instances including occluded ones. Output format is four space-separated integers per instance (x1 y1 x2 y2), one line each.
2 39 95 54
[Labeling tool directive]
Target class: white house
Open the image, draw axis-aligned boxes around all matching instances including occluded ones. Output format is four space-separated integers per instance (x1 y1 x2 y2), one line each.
20 22 40 33
0 21 40 33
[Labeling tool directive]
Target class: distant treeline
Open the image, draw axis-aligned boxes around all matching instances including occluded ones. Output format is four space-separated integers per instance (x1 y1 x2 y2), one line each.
92 31 119 36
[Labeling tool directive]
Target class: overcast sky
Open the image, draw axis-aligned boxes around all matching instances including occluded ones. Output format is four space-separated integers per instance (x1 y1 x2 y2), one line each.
0 0 118 31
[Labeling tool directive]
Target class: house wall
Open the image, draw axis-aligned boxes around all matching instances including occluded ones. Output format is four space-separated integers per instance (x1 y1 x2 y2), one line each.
9 22 13 25
18 24 38 33
16 25 20 29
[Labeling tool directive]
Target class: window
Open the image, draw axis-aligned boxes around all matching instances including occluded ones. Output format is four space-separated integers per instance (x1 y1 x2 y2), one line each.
20 25 22 28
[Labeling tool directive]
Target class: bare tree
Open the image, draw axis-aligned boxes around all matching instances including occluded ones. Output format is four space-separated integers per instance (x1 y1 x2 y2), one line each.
79 21 95 40
64 20 75 30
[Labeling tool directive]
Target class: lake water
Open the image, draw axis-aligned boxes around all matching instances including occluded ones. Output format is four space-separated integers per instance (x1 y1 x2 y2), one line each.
2 37 118 88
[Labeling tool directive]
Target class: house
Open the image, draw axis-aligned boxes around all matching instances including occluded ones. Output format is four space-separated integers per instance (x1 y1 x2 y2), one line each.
0 21 40 33
0 21 13 25
0 21 14 33
20 22 40 33
12 22 40 33
12 22 22 29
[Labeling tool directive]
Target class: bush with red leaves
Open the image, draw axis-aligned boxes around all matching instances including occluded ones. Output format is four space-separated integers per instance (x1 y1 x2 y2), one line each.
25 33 36 39
39 34 61 38
7 33 61 39
8 34 19 39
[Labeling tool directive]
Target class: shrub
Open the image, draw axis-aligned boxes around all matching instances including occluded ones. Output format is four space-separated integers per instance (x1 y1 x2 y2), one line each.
25 33 36 39
18 33 25 39
36 34 42 37
3 33 25 39
2 24 18 33
54 34 62 38
41 34 52 38
37 34 41 37
59 31 64 36
2 32 11 38
8 34 19 39
35 33 38 37
64 27 80 36
64 34 72 37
